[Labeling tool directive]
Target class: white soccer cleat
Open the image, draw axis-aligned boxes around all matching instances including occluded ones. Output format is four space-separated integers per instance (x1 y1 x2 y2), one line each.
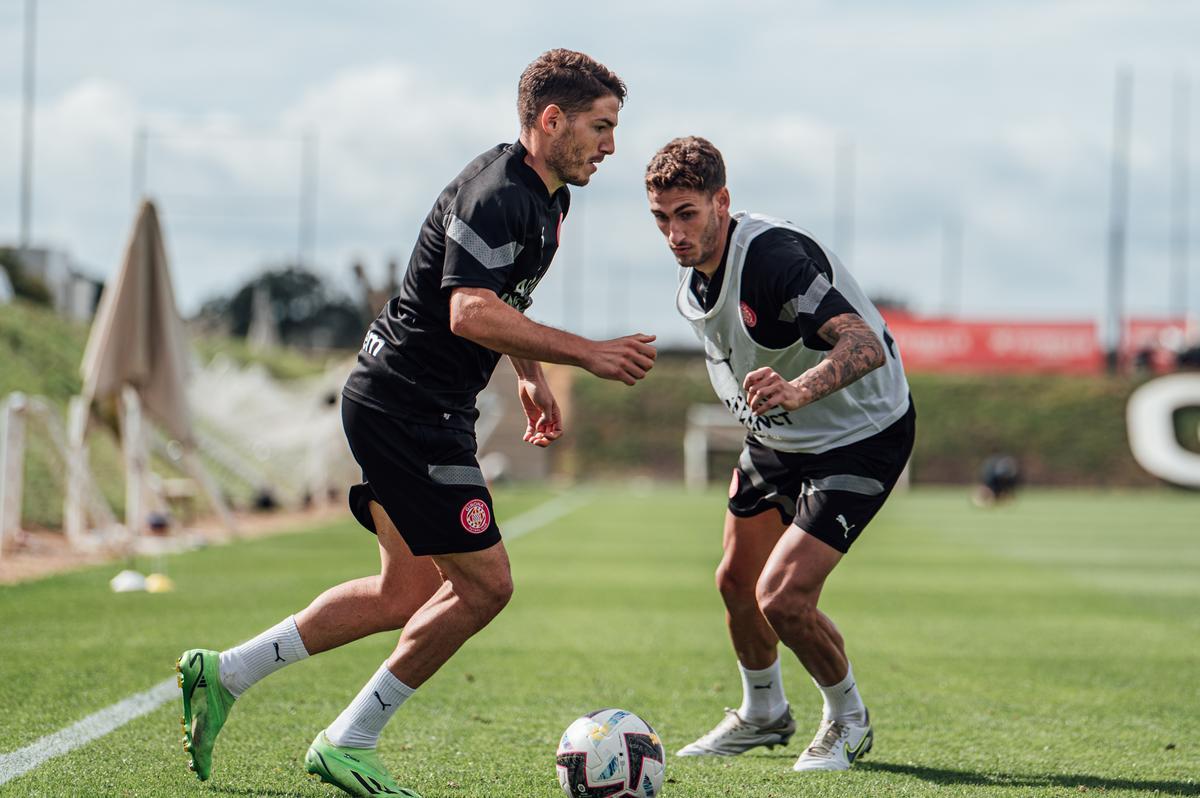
792 709 873 772
675 706 796 757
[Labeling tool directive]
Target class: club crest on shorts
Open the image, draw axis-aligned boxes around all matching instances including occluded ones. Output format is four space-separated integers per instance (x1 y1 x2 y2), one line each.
740 301 757 327
460 498 491 534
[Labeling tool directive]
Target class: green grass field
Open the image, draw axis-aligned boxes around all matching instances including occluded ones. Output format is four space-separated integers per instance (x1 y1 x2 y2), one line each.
1 486 1197 797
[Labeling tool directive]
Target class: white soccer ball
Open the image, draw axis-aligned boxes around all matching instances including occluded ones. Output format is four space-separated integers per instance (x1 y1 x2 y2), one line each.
555 708 665 798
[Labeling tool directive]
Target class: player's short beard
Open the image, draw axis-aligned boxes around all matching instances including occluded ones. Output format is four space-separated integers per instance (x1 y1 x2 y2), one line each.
675 205 722 270
547 126 591 187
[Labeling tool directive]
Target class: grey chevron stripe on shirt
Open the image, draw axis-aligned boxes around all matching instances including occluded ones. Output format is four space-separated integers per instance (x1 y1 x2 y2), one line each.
445 213 524 270
778 273 832 323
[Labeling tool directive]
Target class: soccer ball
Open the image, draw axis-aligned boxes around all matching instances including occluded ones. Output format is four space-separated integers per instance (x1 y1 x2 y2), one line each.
555 708 665 798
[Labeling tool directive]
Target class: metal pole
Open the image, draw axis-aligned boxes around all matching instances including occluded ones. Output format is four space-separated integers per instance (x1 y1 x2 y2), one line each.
941 216 963 317
606 261 629 337
569 193 585 334
64 395 95 546
1170 73 1190 320
122 386 144 539
18 0 37 249
132 126 149 207
1 394 29 556
833 135 855 264
298 130 318 267
1105 67 1133 373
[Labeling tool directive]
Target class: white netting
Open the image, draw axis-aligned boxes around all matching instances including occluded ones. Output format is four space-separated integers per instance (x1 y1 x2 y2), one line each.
188 355 359 507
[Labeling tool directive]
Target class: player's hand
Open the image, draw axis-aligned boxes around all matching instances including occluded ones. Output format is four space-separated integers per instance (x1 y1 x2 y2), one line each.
743 367 805 415
517 377 563 447
583 334 657 386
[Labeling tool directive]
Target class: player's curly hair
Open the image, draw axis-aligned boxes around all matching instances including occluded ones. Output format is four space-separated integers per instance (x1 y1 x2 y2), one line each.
644 136 726 195
518 49 626 131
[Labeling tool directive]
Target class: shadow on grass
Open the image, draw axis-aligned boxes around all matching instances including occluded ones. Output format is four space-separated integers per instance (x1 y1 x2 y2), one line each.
859 761 1199 796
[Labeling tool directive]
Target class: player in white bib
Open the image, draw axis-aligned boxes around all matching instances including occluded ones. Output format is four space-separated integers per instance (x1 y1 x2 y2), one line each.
645 137 915 773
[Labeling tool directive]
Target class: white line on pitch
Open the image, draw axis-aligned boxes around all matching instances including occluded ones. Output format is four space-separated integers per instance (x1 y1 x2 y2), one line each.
502 492 591 541
0 493 584 786
0 677 178 787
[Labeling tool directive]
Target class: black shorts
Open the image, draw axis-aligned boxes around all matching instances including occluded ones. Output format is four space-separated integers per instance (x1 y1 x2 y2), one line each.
729 400 916 553
342 397 501 556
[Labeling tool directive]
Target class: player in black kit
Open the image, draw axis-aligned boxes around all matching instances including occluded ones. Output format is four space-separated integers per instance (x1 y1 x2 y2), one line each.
175 50 656 798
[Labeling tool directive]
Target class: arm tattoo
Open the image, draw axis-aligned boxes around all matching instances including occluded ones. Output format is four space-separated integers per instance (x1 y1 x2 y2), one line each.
792 314 886 405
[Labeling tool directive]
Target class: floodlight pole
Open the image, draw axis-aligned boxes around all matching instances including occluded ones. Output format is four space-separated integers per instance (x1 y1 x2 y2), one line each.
18 0 37 249
0 394 29 556
607 262 628 337
131 126 149 206
941 216 963 317
833 135 855 265
298 130 318 267
567 193 585 334
1170 73 1190 320
1104 67 1133 374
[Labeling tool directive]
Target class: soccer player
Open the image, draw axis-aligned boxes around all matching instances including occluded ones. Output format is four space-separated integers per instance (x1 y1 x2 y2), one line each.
644 137 914 772
176 50 657 798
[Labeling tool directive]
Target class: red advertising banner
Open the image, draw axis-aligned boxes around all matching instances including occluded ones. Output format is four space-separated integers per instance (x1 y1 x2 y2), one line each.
1125 318 1193 373
881 312 1191 374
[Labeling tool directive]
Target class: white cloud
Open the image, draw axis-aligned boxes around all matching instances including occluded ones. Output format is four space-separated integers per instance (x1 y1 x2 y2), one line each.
1 2 1198 334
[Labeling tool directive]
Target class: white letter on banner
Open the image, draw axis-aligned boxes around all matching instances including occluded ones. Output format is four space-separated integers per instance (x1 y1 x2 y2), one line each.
1126 374 1200 488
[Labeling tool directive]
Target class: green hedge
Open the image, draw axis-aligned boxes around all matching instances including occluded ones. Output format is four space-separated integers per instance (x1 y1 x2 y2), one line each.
905 372 1151 486
567 354 1171 486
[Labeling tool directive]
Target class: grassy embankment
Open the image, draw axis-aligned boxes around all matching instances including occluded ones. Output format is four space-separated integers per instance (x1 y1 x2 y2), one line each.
0 301 329 528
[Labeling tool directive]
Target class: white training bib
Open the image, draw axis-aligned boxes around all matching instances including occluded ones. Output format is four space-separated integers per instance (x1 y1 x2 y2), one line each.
677 212 910 453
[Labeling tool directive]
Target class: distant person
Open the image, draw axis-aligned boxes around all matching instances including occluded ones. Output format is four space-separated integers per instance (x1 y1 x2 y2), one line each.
1178 344 1200 370
974 454 1020 506
1134 346 1155 375
176 49 656 798
645 137 914 773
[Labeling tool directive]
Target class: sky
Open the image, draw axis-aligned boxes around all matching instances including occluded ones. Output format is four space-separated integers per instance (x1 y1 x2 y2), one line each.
1 0 1198 345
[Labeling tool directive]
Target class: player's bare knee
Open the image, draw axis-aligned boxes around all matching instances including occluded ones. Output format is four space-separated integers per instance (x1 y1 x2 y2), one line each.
486 571 515 616
460 570 513 625
756 579 818 636
764 599 820 640
715 561 758 608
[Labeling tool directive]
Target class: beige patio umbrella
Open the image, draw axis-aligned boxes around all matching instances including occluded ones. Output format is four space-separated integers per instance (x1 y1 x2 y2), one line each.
81 199 193 444
77 200 234 537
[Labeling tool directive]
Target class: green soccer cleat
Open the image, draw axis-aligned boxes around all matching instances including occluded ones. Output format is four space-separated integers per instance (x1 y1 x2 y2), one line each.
175 648 237 781
305 731 422 797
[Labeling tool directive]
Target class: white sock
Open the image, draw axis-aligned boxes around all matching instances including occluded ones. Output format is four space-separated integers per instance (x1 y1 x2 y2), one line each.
325 664 415 749
814 662 866 723
737 658 788 724
218 615 310 698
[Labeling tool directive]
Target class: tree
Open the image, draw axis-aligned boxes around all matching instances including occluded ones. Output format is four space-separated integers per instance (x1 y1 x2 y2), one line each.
196 265 363 350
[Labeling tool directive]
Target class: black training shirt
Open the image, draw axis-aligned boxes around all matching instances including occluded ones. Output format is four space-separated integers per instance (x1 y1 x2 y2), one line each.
690 219 856 350
343 141 569 429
